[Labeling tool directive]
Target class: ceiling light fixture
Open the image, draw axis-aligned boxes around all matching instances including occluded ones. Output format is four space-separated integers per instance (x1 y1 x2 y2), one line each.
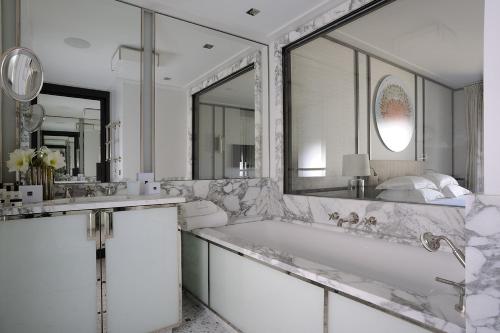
64 37 91 49
246 8 260 16
203 43 214 50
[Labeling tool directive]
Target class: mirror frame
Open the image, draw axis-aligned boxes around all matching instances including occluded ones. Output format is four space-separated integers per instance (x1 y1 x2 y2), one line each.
192 63 256 180
0 47 44 102
30 83 110 182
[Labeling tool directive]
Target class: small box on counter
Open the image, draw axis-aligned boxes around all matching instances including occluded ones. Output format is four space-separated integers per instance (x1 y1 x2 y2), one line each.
144 182 161 195
19 185 43 204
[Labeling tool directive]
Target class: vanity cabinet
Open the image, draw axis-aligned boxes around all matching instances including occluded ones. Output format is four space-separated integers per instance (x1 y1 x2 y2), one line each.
0 206 180 333
106 207 181 333
0 214 98 333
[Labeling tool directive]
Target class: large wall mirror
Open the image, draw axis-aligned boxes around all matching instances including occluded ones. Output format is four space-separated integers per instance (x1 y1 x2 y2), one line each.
154 13 266 181
12 0 268 184
284 0 484 207
20 0 141 182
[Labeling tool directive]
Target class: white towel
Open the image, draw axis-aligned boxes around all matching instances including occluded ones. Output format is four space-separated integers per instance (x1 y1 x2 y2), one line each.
180 200 228 231
181 200 219 217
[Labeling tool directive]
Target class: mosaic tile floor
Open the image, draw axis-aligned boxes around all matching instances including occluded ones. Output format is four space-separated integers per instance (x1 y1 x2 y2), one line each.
173 292 238 333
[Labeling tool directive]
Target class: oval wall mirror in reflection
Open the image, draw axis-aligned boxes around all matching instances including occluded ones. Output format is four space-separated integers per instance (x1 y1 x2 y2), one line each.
374 75 414 152
0 47 44 102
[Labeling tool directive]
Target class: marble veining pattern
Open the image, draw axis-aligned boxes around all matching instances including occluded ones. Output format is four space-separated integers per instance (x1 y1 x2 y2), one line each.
465 195 500 333
192 224 464 333
280 194 465 250
161 178 282 222
0 195 185 216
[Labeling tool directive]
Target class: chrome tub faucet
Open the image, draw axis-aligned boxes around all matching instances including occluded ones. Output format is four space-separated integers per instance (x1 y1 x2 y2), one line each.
420 232 465 267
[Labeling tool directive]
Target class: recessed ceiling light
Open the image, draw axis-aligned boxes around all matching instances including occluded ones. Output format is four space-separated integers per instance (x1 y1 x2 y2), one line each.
246 8 260 16
64 37 91 49
203 43 214 50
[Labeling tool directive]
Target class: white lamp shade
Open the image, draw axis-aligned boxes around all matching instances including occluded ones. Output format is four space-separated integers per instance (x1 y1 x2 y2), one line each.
342 154 370 177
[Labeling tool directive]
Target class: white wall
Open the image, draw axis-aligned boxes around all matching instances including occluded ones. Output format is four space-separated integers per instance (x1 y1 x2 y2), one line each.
111 80 141 181
484 0 500 195
453 90 467 181
83 127 100 177
154 85 188 180
290 38 355 190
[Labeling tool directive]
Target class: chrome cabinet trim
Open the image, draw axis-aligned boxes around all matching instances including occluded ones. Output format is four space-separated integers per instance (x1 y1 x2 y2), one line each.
87 212 97 240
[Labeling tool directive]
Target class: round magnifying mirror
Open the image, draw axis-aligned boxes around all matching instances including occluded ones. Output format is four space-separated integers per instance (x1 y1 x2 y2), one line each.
0 47 44 102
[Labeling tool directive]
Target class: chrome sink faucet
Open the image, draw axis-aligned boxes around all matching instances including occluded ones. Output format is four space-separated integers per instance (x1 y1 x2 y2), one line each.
97 183 119 196
420 232 465 267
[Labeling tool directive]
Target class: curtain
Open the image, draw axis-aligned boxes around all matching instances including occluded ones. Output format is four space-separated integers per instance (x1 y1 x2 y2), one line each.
465 82 484 192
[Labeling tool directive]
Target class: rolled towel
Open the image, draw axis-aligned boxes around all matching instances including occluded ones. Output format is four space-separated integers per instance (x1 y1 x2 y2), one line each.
179 200 228 231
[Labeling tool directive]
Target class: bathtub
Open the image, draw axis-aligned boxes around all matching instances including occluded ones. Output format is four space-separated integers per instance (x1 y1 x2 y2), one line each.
212 220 463 296
186 220 465 332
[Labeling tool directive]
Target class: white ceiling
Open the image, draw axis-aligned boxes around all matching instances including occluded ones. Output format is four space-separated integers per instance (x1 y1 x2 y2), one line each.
155 14 256 88
199 69 255 109
21 0 261 92
329 0 484 89
126 0 347 42
21 0 142 91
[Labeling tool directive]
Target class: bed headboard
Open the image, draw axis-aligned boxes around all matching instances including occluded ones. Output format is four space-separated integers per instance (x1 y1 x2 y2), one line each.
369 160 425 183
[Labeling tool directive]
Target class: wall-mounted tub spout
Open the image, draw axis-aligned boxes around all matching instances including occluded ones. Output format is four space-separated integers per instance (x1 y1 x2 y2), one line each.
420 232 465 267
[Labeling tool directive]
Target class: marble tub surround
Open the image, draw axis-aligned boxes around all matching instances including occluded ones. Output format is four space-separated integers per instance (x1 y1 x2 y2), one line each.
280 194 466 250
465 195 500 332
191 221 465 333
161 178 283 222
0 194 185 217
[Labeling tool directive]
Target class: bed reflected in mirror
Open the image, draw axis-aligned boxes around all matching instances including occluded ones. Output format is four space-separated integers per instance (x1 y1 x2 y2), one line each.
283 0 484 207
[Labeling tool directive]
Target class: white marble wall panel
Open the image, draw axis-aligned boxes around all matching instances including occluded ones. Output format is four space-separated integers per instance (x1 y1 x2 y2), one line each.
280 194 465 249
466 195 500 332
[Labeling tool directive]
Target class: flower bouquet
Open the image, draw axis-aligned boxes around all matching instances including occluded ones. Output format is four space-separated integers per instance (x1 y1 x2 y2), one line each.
7 147 66 200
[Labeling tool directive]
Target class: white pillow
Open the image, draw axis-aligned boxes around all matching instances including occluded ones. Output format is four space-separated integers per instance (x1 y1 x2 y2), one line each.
376 176 438 190
441 184 471 198
424 173 458 189
377 189 445 203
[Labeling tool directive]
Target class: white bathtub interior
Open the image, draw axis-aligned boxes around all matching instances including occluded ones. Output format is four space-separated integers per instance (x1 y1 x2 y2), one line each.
212 221 464 298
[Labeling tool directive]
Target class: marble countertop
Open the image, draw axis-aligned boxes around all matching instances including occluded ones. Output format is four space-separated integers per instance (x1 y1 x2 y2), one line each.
191 220 465 333
0 195 185 217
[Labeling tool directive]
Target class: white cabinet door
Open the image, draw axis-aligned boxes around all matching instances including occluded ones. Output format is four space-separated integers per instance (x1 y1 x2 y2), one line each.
0 214 98 333
210 244 324 333
105 207 180 333
328 292 431 333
